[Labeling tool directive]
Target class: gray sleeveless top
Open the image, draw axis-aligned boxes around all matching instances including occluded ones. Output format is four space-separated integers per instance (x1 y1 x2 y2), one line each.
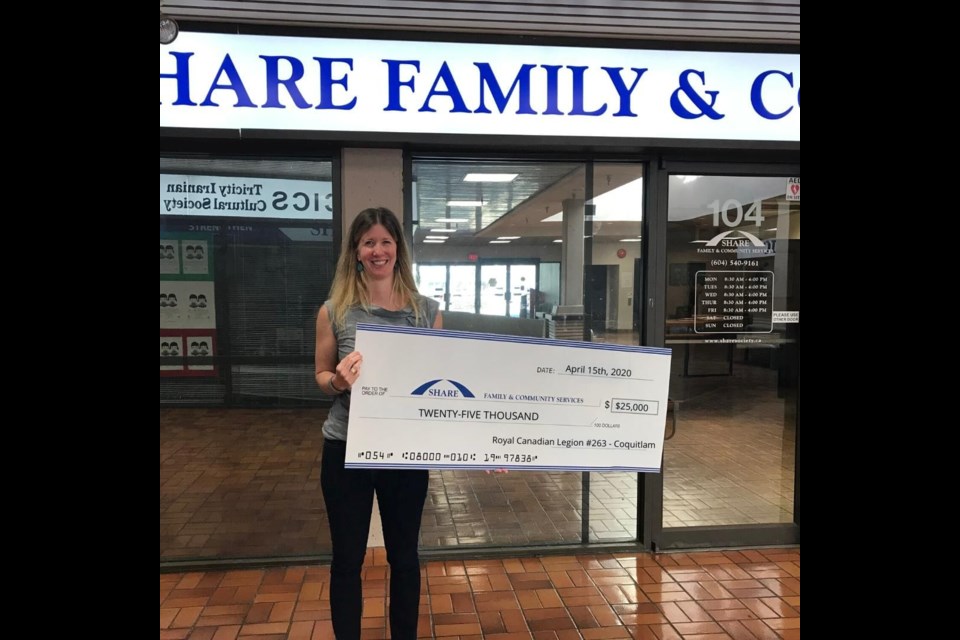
321 296 440 441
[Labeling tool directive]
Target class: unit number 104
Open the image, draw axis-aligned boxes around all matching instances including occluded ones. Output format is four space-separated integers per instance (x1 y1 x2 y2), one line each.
710 199 764 227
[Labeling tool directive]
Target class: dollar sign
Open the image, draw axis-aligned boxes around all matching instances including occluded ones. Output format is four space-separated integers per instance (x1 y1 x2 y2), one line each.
604 400 609 409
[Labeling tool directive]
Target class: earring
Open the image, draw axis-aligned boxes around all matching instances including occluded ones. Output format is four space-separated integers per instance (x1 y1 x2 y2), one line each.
356 261 364 273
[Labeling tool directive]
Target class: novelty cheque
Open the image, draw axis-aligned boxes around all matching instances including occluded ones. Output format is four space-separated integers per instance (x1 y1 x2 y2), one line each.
345 324 673 472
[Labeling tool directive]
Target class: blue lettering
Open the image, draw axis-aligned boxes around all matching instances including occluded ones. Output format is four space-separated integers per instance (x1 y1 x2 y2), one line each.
568 66 606 116
474 63 536 114
602 67 648 117
314 57 357 110
428 389 460 397
200 54 255 108
383 59 420 111
159 51 197 106
260 55 311 108
751 70 795 120
419 62 470 113
670 69 724 120
541 64 563 115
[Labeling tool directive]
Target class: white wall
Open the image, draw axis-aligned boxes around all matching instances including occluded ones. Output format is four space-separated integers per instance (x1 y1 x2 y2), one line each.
593 242 641 331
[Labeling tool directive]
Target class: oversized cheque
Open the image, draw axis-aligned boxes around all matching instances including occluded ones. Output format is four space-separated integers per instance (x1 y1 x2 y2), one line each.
345 324 672 472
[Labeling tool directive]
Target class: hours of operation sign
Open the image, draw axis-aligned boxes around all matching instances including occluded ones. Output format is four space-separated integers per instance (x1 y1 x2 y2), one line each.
695 270 773 333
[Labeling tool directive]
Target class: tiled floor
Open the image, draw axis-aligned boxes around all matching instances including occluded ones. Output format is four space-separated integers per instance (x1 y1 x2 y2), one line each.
160 546 800 639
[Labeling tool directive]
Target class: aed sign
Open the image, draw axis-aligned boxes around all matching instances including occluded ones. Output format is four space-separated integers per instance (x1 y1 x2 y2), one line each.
160 33 800 142
786 177 800 201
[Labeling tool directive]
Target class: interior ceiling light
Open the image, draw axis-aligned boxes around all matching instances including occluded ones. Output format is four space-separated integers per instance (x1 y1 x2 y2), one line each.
497 236 521 240
160 12 179 45
446 200 483 207
463 173 518 182
429 228 457 233
431 217 469 223
489 240 510 244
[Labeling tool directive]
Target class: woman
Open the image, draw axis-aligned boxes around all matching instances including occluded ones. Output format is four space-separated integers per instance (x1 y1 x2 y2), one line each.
315 207 441 640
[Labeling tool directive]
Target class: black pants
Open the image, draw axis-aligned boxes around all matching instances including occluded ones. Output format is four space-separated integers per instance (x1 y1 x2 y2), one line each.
321 439 429 640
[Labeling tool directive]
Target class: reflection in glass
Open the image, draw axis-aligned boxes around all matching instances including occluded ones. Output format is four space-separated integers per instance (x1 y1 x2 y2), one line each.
160 156 336 565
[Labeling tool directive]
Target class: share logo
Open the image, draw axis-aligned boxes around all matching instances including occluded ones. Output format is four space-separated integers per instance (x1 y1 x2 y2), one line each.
693 229 766 247
411 379 476 398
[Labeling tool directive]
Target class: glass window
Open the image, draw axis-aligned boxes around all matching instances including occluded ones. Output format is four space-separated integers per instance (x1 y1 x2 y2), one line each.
160 156 336 563
160 157 335 407
411 158 646 548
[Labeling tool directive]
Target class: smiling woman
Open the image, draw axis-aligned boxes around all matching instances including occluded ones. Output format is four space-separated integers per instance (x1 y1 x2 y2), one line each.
313 207 442 640
357 225 397 279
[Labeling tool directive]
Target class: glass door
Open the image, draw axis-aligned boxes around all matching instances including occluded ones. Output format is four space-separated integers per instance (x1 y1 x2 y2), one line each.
663 174 799 534
448 265 477 312
508 264 537 318
417 264 447 309
415 264 478 312
480 262 538 317
479 264 507 315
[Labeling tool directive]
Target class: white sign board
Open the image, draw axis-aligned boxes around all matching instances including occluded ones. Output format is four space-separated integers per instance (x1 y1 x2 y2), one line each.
161 33 800 142
772 311 799 323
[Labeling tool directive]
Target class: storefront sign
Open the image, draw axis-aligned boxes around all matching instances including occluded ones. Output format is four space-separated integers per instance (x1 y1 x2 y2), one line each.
160 174 333 219
160 33 799 142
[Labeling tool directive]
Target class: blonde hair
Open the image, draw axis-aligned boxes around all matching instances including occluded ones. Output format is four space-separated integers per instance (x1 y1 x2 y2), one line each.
327 207 423 328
